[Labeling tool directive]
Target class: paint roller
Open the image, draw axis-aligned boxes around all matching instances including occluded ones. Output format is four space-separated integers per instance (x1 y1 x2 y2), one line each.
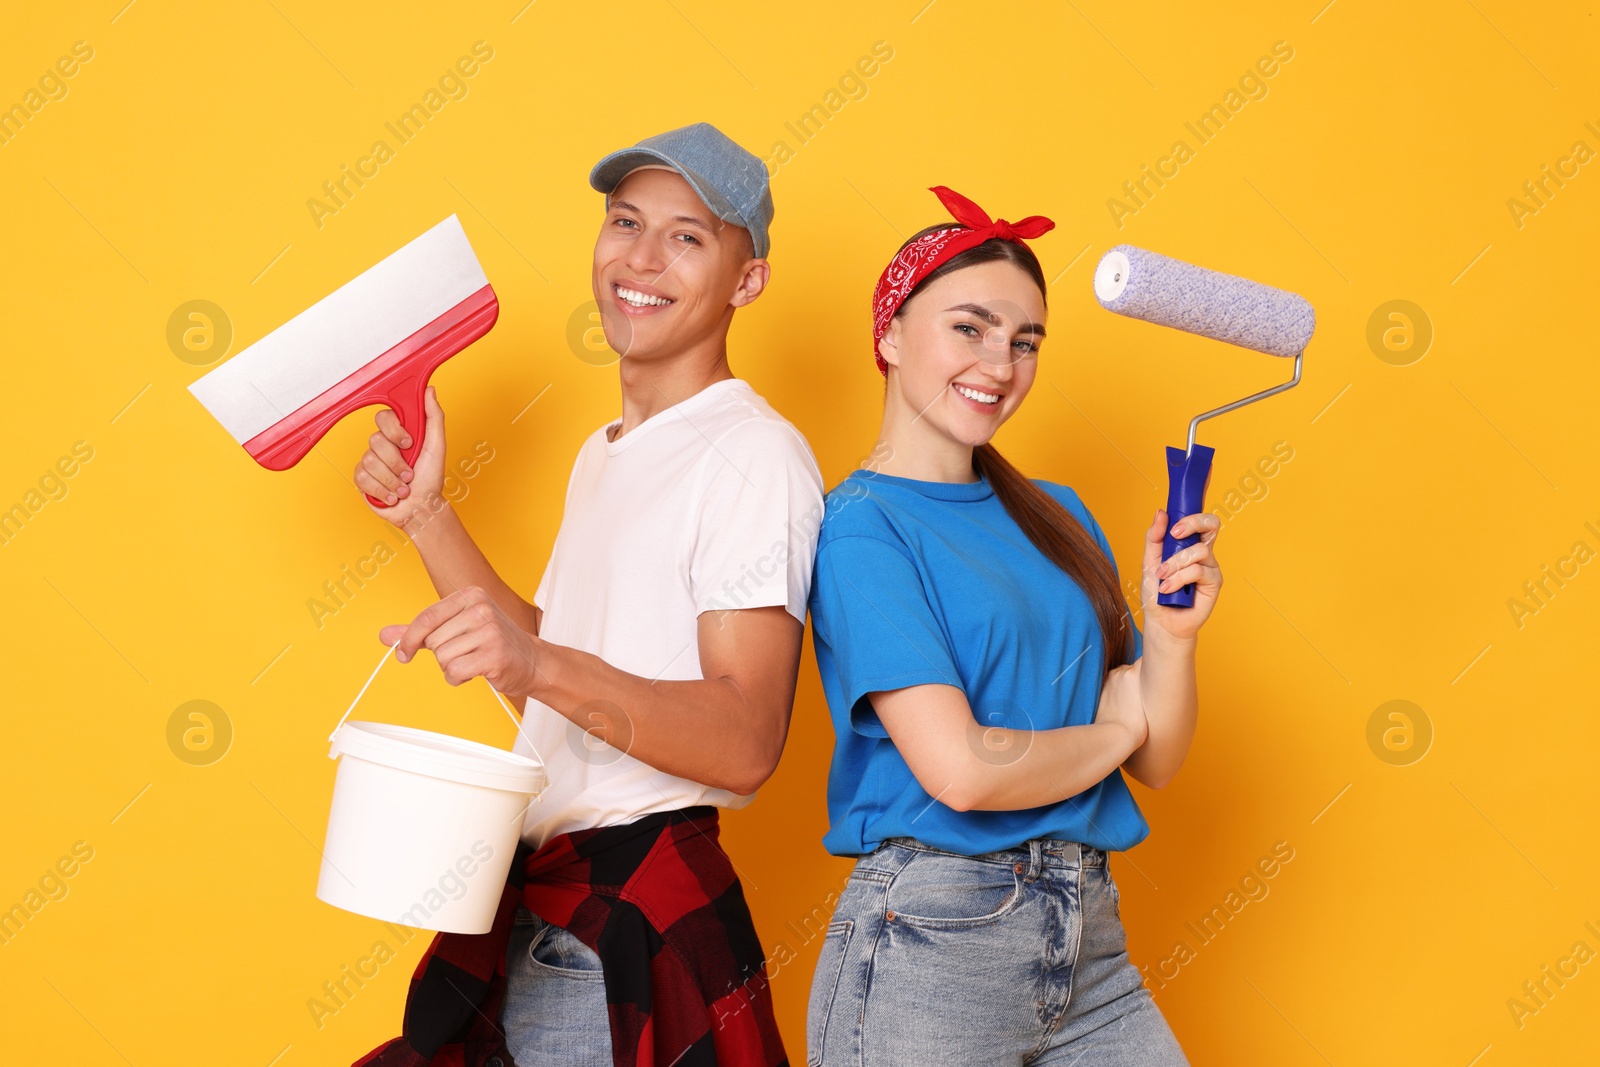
188 215 498 507
1093 244 1314 608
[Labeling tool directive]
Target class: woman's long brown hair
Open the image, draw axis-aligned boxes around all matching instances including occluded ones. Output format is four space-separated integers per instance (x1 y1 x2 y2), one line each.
888 225 1138 675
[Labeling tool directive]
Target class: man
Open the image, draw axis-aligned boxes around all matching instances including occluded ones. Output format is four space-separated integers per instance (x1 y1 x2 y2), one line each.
354 123 821 1067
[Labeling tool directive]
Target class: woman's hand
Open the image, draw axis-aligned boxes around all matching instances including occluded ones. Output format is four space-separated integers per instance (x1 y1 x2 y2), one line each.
355 385 448 525
1094 662 1148 753
379 586 544 698
1141 508 1223 642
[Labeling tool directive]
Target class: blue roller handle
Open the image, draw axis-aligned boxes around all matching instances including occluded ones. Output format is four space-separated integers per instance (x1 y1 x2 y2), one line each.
1159 444 1215 608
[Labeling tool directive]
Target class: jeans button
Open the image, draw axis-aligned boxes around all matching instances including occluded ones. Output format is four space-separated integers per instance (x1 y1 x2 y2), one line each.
486 1057 504 1067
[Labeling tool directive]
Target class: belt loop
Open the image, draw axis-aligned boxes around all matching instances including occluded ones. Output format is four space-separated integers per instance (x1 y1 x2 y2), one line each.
1025 839 1044 881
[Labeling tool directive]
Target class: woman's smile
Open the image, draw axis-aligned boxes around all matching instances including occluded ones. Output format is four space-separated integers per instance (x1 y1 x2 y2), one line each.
952 381 1004 411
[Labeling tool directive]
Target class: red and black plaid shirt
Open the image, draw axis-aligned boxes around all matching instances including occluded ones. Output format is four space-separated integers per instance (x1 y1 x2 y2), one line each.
352 806 788 1067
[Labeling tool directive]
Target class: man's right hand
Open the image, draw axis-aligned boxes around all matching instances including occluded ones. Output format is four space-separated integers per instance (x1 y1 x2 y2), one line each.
355 384 447 526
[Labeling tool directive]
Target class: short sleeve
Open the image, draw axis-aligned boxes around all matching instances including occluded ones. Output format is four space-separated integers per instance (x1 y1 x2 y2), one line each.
688 419 825 624
810 533 965 736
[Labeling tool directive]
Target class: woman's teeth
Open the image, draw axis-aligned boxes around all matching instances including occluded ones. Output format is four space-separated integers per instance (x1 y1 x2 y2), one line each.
615 285 673 308
954 384 1000 404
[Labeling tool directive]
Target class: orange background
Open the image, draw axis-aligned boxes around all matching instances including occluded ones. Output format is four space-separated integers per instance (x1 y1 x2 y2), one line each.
2 1 1597 1064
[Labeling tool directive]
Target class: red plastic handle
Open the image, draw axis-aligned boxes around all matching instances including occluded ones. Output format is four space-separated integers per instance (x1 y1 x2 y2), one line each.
240 284 499 507
360 355 436 509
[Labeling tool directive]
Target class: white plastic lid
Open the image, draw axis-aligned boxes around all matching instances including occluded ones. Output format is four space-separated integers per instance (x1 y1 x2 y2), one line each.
329 720 547 795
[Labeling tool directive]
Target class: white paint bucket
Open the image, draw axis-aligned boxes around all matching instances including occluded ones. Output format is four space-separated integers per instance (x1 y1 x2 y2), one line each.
316 643 547 934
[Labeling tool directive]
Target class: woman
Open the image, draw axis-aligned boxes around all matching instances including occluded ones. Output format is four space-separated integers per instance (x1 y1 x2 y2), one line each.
804 185 1221 1065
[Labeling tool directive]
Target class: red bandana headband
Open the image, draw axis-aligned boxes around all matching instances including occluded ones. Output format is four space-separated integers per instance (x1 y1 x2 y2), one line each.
871 185 1056 376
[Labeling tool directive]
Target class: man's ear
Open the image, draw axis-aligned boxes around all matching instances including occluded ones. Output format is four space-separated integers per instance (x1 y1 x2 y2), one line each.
877 320 902 371
730 258 770 308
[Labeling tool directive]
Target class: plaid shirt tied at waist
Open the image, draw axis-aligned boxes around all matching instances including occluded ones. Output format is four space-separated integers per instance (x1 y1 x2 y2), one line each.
352 805 788 1067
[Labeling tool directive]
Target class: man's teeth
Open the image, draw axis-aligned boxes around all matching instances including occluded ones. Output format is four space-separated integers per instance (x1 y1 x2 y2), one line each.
954 384 1000 404
616 285 673 308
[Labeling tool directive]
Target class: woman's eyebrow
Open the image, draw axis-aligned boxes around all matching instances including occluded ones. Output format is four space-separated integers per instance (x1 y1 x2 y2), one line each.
943 302 1046 337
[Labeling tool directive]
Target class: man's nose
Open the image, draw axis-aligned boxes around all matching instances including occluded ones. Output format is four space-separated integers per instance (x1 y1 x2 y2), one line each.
624 235 671 278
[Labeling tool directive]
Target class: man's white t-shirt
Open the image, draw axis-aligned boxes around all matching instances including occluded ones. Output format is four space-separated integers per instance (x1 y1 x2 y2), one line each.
516 377 824 848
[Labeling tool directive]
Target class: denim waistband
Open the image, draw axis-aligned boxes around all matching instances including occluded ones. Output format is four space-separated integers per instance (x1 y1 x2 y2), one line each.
872 836 1106 879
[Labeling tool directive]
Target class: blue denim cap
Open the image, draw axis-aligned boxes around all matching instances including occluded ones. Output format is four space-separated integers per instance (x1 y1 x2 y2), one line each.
589 122 774 259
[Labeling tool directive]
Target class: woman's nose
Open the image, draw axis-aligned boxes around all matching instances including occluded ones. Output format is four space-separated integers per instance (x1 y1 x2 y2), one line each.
977 345 1018 377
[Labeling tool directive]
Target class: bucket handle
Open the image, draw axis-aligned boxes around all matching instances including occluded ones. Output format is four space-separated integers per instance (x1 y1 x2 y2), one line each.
328 639 546 769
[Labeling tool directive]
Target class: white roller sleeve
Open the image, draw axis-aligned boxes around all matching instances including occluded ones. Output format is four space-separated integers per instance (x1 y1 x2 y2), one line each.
1094 244 1315 358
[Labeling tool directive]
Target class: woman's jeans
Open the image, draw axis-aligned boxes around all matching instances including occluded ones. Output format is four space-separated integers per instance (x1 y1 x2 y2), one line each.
807 837 1188 1066
501 905 613 1066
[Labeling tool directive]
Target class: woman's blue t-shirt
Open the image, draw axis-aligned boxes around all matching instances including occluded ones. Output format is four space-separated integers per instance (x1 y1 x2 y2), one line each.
808 467 1148 857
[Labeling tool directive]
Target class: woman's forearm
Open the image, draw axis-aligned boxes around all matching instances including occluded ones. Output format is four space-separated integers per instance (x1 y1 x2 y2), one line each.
934 720 1140 813
873 684 1143 813
1123 630 1199 788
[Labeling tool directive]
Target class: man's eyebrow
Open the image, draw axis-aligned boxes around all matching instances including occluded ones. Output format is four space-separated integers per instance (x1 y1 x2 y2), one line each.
943 302 1046 337
608 200 718 236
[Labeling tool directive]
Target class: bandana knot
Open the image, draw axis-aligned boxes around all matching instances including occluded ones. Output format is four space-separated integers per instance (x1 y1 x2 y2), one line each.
871 185 1055 376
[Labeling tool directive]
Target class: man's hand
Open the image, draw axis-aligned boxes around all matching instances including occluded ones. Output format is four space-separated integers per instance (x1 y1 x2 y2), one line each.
356 385 448 525
379 586 543 699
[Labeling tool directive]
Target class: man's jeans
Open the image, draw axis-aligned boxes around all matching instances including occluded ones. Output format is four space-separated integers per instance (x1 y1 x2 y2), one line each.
502 906 613 1066
807 837 1189 1066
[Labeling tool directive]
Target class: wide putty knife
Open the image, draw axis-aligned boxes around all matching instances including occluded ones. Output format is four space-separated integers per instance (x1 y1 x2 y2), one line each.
187 215 498 507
